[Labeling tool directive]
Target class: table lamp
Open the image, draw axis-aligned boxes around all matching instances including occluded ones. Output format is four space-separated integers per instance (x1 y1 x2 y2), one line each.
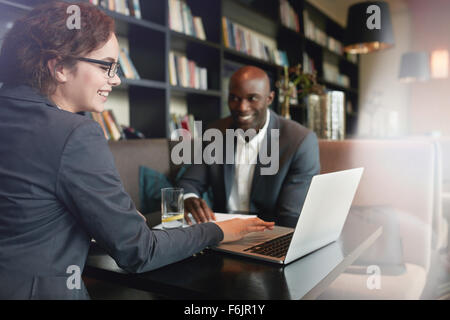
398 51 430 83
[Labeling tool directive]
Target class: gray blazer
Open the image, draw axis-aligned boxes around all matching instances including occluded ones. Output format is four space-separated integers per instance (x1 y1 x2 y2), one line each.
0 85 223 299
177 109 320 227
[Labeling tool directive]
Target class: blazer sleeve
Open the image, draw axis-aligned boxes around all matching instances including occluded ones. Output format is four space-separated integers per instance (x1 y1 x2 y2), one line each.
277 131 320 227
176 162 209 197
55 121 223 273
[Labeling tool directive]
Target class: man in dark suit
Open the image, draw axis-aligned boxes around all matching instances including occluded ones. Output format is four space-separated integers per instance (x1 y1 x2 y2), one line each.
178 66 320 227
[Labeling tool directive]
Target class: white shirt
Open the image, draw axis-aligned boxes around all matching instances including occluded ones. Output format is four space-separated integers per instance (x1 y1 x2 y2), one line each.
184 109 271 212
228 109 270 211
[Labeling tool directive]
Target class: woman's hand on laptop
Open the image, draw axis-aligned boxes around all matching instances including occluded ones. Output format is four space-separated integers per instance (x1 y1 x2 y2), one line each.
216 218 275 243
184 197 216 224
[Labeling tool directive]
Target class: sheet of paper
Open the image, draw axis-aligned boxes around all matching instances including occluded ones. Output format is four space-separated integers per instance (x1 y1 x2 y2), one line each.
152 212 256 230
212 212 257 222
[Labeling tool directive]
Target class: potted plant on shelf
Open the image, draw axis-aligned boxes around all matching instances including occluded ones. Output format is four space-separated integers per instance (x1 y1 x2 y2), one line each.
275 64 325 120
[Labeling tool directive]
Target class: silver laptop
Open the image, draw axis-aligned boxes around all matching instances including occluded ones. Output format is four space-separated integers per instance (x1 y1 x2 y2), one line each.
213 168 364 264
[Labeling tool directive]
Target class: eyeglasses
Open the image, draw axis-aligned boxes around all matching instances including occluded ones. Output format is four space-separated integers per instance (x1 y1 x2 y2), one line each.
75 57 120 78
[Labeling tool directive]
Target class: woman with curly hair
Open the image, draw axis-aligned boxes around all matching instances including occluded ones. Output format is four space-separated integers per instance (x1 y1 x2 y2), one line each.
0 1 273 299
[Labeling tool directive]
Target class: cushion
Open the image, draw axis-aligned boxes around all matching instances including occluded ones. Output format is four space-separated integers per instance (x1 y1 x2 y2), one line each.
172 166 214 207
346 206 406 276
139 165 213 214
139 166 172 214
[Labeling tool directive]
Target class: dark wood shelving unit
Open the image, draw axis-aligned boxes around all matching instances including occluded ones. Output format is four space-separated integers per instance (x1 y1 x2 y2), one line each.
99 8 166 33
170 30 221 49
118 78 167 90
171 86 222 97
0 0 360 138
319 78 358 94
223 48 282 71
305 37 357 66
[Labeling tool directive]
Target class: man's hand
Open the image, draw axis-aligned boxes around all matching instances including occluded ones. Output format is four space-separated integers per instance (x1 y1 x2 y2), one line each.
184 197 216 224
215 218 275 243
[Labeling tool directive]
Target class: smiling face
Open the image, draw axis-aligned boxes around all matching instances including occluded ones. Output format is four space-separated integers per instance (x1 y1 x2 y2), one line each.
228 66 274 132
50 33 121 113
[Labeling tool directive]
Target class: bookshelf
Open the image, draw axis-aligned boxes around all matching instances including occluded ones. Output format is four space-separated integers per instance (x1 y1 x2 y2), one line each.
0 0 360 138
301 1 360 135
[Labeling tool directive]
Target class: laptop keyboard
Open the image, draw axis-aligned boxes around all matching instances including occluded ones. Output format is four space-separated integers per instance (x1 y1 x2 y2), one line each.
244 233 293 258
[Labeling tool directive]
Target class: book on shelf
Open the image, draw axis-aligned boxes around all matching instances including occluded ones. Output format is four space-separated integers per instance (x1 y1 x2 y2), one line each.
127 0 142 19
279 0 300 33
87 110 125 141
188 61 195 88
168 0 206 40
87 112 110 140
102 110 121 141
323 62 350 88
275 50 289 67
169 113 200 140
168 0 183 32
181 1 194 36
180 55 188 87
302 52 315 74
122 126 145 139
168 52 178 86
168 51 208 90
327 36 343 55
91 0 141 19
222 17 230 48
192 16 206 41
303 10 343 55
222 16 287 66
118 47 140 80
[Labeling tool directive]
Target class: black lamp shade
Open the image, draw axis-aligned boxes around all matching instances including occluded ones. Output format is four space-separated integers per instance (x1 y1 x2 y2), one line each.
398 52 430 82
344 1 394 54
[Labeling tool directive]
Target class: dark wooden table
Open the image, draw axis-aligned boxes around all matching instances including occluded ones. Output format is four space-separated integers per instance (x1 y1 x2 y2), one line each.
83 213 382 300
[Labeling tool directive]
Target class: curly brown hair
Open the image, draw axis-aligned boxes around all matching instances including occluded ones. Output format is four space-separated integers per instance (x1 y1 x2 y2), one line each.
0 1 115 97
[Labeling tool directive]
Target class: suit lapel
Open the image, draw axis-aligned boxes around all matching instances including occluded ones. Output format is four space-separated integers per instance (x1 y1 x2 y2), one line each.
223 127 235 206
249 110 277 211
223 162 234 205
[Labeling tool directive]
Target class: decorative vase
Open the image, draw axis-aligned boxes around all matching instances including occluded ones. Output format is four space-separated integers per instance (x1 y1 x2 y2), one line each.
306 93 325 138
306 92 345 140
281 95 291 119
